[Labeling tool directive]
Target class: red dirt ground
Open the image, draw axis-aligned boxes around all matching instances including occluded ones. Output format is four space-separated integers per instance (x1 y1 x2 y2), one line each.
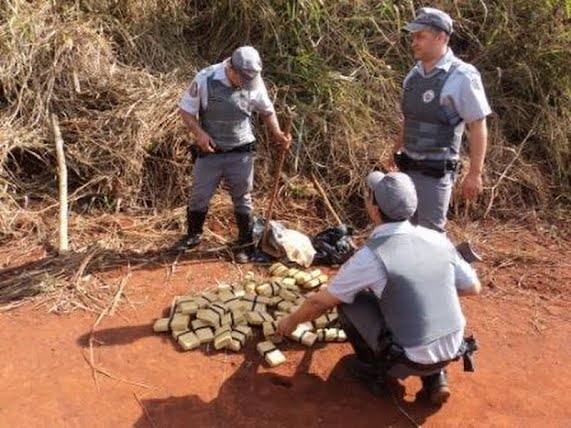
0 221 570 427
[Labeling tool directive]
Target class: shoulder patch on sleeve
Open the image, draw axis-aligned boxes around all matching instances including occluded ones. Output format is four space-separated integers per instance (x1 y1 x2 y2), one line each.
470 77 482 91
188 81 198 97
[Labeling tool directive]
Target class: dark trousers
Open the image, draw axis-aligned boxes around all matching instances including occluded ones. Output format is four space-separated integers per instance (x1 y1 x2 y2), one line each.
338 291 447 379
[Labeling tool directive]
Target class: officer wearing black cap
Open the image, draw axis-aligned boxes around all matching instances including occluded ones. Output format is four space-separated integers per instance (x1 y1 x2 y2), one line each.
390 7 491 232
278 171 482 405
178 46 291 262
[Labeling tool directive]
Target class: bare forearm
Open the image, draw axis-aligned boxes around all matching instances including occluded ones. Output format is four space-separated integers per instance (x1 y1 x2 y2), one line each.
277 290 341 336
467 119 488 175
179 108 203 136
262 112 282 138
288 297 331 326
393 125 404 153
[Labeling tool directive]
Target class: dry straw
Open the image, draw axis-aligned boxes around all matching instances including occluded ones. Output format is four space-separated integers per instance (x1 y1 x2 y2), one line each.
0 0 569 305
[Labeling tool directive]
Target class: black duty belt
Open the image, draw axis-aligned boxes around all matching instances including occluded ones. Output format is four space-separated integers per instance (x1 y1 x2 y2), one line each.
191 142 255 161
377 334 478 374
394 152 458 178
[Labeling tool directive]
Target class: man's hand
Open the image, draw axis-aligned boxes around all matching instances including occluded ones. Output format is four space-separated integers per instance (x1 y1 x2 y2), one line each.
462 172 483 200
277 315 298 337
274 130 291 151
195 130 215 153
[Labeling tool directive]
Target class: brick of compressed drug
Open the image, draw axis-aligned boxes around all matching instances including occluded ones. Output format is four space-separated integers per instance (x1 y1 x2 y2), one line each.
177 297 199 315
213 326 233 350
280 277 297 289
245 311 274 326
195 292 218 309
290 323 317 347
193 325 214 344
216 283 233 293
279 288 300 302
257 341 286 367
256 281 281 297
301 278 319 290
243 281 257 294
218 292 242 311
309 269 322 278
313 312 338 329
169 313 191 332
269 263 288 277
267 296 283 307
240 294 268 312
234 324 253 339
287 267 301 277
153 318 170 333
191 319 215 343
262 321 283 344
276 300 294 312
242 293 272 304
226 328 249 352
316 328 347 342
196 304 229 328
228 309 245 326
293 271 311 286
172 330 201 351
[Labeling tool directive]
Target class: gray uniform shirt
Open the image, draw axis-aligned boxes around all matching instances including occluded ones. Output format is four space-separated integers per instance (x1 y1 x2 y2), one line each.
402 49 492 159
328 221 478 363
179 60 275 116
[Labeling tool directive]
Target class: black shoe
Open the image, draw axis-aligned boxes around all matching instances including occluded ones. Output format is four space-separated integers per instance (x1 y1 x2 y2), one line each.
176 209 207 250
234 246 250 264
343 355 386 396
234 212 254 264
417 370 450 405
175 233 202 250
248 250 275 263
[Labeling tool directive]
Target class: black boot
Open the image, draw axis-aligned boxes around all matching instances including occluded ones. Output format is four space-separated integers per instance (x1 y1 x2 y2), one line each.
417 370 450 405
234 211 254 264
176 209 207 250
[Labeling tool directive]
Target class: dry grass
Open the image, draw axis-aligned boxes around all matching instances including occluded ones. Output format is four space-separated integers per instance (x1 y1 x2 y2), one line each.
0 0 569 306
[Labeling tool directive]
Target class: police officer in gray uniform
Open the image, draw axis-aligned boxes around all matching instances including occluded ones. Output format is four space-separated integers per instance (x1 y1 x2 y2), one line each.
277 171 481 405
391 7 492 232
178 46 290 262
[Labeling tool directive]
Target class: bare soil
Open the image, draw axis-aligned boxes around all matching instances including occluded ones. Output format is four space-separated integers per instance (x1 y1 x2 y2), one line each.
0 220 570 427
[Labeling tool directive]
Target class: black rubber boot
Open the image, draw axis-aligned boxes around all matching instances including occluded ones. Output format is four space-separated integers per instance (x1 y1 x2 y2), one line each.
234 211 254 264
342 355 386 397
176 209 207 250
417 370 450 405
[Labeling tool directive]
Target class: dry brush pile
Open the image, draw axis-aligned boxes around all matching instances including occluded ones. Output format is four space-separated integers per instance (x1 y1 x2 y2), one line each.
0 1 569 281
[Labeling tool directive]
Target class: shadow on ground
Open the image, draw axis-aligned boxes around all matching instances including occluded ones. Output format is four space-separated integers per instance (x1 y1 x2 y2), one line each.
128 348 440 428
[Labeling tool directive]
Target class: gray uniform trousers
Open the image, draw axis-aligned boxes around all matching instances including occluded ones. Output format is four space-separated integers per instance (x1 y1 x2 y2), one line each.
339 291 445 379
189 151 254 215
406 170 456 233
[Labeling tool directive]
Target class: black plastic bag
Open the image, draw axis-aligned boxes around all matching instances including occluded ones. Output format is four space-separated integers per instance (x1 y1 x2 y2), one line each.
311 224 355 265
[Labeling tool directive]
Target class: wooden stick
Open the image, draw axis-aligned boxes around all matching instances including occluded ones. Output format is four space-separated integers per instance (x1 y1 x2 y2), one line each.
311 173 343 225
261 149 286 245
261 115 292 246
52 113 69 255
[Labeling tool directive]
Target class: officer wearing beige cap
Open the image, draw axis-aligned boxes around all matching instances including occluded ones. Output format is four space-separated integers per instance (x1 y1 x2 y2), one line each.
178 46 291 263
278 171 481 405
390 7 491 232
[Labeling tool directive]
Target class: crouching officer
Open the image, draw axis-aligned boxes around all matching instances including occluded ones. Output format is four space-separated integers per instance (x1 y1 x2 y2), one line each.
277 171 481 405
178 46 291 263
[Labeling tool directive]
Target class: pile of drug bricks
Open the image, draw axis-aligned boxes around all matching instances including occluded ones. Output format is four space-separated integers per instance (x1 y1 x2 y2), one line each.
153 262 347 367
